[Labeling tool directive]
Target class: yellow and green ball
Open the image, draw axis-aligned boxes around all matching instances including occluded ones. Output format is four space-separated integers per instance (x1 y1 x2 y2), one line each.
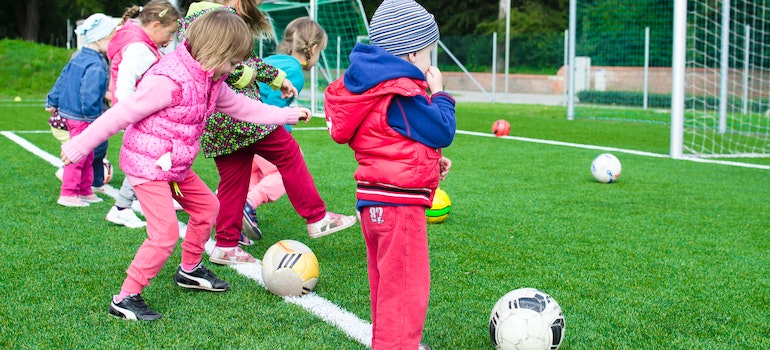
426 188 451 224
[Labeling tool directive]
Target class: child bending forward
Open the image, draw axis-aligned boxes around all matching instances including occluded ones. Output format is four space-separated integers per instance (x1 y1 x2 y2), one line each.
60 9 310 321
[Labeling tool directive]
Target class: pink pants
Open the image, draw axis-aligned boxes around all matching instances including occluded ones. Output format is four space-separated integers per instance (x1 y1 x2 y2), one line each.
360 205 430 350
247 155 286 207
119 171 218 295
60 119 94 197
213 127 325 248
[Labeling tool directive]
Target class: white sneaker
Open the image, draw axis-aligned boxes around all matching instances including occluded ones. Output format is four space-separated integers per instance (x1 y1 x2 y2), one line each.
106 206 146 229
307 212 357 238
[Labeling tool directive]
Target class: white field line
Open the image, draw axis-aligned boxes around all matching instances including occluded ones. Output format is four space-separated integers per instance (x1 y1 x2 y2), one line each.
1 130 373 348
456 130 770 170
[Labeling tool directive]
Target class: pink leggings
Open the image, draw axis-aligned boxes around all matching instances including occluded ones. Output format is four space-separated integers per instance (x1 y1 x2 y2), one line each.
119 171 218 295
60 119 94 196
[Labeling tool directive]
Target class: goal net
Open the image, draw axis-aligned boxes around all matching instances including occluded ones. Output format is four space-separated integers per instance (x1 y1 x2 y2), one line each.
259 0 369 112
680 0 770 158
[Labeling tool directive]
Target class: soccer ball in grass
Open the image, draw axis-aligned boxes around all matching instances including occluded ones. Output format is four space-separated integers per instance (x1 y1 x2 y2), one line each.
261 240 319 296
493 119 511 137
426 188 451 224
102 158 113 184
489 288 566 350
590 153 622 183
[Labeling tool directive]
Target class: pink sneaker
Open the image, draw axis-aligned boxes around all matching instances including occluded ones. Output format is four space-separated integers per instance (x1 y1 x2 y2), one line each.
57 195 89 207
307 212 357 238
209 246 257 265
80 194 103 203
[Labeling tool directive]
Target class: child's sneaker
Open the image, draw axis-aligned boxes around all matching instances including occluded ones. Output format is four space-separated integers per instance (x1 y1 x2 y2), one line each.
418 342 431 350
108 294 163 321
173 263 230 292
209 246 257 265
238 232 255 246
80 194 103 203
106 206 146 229
307 212 357 238
57 195 89 207
241 200 262 241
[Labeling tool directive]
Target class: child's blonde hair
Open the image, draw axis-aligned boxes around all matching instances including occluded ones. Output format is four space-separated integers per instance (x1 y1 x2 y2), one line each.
186 9 253 71
211 0 273 39
276 17 327 66
120 0 182 27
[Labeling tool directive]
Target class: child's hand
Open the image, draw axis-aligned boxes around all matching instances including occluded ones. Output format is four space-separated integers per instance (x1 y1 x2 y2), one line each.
439 156 452 180
61 150 72 166
280 79 298 99
45 106 57 114
426 66 443 94
297 107 312 123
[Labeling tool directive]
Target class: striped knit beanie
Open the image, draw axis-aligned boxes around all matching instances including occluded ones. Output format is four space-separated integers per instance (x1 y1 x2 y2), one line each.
369 0 439 57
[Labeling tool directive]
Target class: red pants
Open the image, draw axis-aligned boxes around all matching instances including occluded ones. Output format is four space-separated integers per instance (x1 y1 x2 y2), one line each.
213 127 326 247
120 171 218 294
360 205 430 350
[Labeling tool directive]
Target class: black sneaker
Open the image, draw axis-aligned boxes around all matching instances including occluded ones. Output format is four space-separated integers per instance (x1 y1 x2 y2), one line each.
241 200 263 241
173 264 230 292
109 294 163 321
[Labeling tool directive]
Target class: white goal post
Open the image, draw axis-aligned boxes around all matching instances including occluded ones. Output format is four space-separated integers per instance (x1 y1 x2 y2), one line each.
671 0 770 159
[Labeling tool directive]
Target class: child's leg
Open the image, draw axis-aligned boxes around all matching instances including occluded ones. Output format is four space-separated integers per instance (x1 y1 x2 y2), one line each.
120 180 181 295
247 155 286 207
213 147 254 248
115 178 137 208
92 140 108 187
360 205 430 350
254 128 326 223
172 171 219 265
61 119 94 197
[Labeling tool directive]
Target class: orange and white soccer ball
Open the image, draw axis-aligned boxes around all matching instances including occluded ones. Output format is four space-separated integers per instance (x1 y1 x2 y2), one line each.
493 119 511 137
261 240 319 296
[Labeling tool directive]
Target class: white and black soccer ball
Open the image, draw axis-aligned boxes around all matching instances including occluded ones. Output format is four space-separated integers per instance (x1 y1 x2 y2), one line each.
489 288 565 350
261 240 319 297
591 153 622 183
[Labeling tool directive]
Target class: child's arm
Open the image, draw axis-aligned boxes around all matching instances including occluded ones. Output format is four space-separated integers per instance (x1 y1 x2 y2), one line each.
61 75 174 165
231 57 297 98
386 92 457 149
215 85 308 125
114 43 157 102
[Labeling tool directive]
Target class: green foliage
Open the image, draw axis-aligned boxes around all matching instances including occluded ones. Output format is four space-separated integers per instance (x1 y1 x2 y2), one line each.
0 39 74 99
578 0 674 67
577 89 770 115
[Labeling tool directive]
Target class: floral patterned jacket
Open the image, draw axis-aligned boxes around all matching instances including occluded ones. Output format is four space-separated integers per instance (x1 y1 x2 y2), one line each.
178 2 286 158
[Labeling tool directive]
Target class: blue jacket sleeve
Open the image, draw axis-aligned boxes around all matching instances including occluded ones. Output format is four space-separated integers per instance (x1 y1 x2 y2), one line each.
79 63 107 118
386 91 456 148
46 74 63 108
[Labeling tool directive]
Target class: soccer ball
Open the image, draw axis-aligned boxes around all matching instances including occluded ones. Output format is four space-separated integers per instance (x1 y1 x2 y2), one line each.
590 153 622 183
493 119 511 137
261 240 319 297
426 188 451 224
489 288 566 350
102 158 113 184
